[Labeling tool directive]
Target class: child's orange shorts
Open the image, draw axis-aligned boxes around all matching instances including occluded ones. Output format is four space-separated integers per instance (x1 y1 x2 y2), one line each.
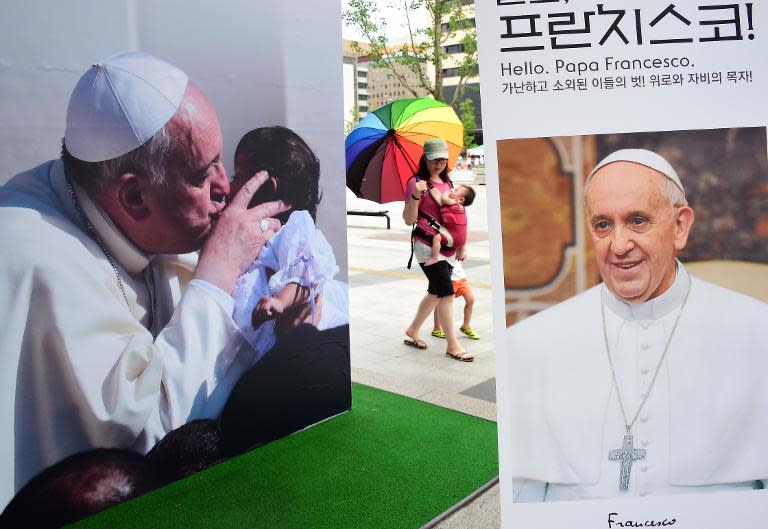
452 277 471 298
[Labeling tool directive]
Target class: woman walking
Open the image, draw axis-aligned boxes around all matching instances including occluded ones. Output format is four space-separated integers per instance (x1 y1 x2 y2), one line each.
402 138 474 362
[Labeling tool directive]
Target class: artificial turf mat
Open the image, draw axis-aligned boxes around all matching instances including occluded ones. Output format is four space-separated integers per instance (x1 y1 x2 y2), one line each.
74 383 498 529
76 384 498 529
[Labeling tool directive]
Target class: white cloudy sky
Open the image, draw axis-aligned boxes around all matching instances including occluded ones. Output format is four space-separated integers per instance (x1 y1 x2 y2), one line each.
340 0 430 43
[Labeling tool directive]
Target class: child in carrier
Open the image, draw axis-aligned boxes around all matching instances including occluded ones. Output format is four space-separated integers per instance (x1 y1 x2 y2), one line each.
423 184 476 267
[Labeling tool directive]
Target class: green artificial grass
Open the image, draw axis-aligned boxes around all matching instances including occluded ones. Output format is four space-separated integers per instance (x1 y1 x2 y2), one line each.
74 383 498 529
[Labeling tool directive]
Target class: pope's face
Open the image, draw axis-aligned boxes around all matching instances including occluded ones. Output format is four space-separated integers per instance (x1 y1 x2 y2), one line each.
585 161 693 303
143 84 230 253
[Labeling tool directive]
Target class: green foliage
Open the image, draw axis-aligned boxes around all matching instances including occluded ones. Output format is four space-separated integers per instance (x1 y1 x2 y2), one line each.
458 97 476 148
343 0 478 105
345 105 361 134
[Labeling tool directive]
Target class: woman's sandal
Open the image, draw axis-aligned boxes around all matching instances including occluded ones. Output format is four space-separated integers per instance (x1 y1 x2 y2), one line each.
404 338 428 349
431 328 446 339
445 350 474 362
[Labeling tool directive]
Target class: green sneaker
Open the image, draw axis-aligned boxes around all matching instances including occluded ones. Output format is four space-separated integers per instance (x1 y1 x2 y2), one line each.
460 326 480 340
431 328 446 339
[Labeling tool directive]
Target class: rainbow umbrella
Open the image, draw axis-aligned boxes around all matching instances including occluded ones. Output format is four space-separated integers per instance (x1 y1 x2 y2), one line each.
345 97 463 204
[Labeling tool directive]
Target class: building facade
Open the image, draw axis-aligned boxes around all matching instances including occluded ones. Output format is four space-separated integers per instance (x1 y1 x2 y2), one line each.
440 0 482 142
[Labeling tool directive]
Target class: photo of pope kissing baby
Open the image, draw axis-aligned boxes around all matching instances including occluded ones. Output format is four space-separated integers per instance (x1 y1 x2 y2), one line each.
1 126 351 525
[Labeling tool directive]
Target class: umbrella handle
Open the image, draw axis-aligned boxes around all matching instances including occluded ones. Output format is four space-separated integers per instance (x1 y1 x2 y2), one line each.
413 177 426 196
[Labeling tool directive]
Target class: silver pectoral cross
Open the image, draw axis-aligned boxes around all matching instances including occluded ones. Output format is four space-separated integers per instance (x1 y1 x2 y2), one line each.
608 433 646 491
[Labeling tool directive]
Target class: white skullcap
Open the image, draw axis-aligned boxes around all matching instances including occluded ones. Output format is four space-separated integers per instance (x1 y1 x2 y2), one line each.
587 148 685 196
65 51 189 162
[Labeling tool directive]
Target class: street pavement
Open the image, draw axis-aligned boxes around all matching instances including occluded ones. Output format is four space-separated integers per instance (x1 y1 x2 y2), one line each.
346 182 497 422
345 182 502 528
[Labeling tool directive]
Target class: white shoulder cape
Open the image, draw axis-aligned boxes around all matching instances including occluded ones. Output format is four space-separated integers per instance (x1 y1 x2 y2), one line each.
506 273 768 485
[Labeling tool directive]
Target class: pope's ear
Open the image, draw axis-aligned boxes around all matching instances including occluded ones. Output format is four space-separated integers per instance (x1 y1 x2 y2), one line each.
116 173 151 221
673 205 694 251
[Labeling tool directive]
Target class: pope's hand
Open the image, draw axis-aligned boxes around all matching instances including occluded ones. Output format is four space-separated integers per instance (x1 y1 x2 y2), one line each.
195 171 289 294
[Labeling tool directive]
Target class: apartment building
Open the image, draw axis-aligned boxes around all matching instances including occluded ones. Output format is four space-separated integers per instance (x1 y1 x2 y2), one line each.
342 39 371 127
343 0 481 141
440 0 482 142
360 51 433 111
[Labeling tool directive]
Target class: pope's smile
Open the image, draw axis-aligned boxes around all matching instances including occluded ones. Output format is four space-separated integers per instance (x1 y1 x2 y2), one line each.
612 261 641 270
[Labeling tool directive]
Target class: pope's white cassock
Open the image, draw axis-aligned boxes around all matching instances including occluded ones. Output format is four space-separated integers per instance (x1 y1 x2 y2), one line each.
0 160 257 509
508 263 768 502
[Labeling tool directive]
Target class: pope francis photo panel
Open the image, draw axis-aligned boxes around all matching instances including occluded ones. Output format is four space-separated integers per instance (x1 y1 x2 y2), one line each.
498 127 768 502
0 2 350 526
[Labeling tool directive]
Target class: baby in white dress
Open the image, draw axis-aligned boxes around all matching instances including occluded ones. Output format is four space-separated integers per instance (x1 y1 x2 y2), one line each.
229 127 348 363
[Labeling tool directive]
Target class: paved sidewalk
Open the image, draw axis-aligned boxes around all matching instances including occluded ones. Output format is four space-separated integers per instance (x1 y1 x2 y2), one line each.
346 184 497 422
346 184 501 527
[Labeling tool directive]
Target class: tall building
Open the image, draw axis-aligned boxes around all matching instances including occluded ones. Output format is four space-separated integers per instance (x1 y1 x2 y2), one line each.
343 39 433 127
440 0 482 143
342 39 371 129
343 0 482 142
360 48 433 111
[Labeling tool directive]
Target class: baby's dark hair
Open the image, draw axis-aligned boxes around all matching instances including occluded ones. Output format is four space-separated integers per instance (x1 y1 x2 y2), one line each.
235 126 321 223
457 185 476 207
0 449 159 528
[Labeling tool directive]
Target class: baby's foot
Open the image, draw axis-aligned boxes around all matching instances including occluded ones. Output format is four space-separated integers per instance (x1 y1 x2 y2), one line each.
424 256 438 267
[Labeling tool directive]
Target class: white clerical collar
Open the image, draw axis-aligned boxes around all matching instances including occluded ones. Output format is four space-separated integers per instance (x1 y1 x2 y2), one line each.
601 261 690 321
51 159 152 275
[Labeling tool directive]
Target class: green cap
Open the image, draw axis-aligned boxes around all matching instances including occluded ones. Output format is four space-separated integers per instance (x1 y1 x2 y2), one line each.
423 138 449 160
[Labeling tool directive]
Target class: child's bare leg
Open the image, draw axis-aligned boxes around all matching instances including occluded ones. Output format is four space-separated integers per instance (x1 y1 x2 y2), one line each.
461 289 475 329
424 234 441 266
431 302 446 338
439 226 453 247
433 307 441 331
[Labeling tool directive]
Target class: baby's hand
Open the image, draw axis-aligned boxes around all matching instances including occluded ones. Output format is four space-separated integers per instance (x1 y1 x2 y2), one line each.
252 296 286 328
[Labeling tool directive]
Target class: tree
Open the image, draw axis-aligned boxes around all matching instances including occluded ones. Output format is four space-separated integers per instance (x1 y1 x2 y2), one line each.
458 97 476 148
343 0 478 106
345 105 361 134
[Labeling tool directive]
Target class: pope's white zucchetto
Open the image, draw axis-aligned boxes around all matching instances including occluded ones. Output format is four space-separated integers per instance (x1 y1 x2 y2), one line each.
587 148 685 196
65 51 189 163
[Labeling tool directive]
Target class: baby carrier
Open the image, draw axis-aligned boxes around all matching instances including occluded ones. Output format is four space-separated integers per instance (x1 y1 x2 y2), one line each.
407 178 467 267
439 202 468 248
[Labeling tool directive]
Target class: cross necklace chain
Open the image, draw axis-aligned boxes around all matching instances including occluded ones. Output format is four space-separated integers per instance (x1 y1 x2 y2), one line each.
602 282 691 492
65 174 158 338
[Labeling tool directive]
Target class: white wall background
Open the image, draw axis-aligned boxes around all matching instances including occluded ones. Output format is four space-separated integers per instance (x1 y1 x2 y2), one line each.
0 0 348 275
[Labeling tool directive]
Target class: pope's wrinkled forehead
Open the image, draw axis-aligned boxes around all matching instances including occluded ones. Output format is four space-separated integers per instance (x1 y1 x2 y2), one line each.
586 160 667 204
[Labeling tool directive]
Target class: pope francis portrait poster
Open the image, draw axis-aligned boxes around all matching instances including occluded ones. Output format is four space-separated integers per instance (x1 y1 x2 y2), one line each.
500 130 768 503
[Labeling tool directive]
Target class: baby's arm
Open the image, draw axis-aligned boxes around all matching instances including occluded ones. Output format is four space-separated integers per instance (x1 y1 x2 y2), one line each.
252 282 309 328
440 190 457 205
